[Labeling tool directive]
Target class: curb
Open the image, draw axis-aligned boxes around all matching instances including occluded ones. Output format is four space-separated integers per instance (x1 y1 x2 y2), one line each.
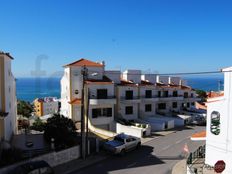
172 159 186 174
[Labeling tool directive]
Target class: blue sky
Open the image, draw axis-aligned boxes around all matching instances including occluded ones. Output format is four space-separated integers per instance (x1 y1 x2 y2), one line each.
0 0 232 77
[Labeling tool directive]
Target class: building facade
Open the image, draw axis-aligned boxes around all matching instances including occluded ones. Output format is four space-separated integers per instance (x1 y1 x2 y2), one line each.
61 59 116 131
0 52 17 141
61 58 200 132
34 97 60 117
205 67 232 174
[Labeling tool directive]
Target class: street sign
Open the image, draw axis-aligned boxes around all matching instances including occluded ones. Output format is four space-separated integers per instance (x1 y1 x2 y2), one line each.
214 160 226 173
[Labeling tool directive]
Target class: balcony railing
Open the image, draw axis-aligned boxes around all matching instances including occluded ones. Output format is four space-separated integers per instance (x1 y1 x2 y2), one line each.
140 95 159 99
159 95 183 98
120 96 140 100
90 96 116 99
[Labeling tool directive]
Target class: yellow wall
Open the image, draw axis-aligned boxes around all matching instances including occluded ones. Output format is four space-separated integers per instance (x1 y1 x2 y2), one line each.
34 99 43 117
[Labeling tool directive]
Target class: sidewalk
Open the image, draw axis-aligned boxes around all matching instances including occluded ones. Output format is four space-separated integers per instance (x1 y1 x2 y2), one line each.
172 160 187 174
53 152 108 174
172 159 215 174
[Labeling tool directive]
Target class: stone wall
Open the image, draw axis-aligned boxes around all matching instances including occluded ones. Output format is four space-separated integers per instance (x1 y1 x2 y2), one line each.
0 145 80 174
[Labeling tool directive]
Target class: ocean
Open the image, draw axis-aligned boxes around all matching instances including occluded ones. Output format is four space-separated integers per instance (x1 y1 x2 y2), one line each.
16 76 224 102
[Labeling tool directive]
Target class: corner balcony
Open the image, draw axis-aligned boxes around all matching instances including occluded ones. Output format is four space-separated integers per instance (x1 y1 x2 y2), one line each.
140 95 159 102
120 96 141 104
89 96 117 105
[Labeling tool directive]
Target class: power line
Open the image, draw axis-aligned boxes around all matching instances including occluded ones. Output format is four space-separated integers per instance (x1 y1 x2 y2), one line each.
85 69 230 76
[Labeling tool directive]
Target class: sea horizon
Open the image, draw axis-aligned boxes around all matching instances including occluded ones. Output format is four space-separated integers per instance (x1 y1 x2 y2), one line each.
16 76 224 102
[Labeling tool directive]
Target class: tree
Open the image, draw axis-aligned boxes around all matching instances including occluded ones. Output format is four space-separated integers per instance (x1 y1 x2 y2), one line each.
17 100 34 118
44 114 77 149
30 117 45 132
196 90 207 102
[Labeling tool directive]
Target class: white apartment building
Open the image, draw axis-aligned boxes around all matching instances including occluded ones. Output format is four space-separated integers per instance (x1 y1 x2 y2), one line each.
0 52 17 142
34 97 60 117
61 59 116 131
205 66 232 174
61 58 200 132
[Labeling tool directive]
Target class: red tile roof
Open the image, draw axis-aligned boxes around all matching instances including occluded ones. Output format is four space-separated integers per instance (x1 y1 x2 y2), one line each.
180 85 192 90
69 98 82 105
85 76 113 85
118 79 138 87
140 80 154 86
64 58 104 67
207 91 224 98
195 102 207 110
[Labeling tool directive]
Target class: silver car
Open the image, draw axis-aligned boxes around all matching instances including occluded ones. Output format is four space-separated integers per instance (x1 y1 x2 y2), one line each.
104 133 141 155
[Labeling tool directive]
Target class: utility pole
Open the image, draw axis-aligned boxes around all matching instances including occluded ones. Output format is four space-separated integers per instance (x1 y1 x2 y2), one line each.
84 85 90 156
81 66 88 159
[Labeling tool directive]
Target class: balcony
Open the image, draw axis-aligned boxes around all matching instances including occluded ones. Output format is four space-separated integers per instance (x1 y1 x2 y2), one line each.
89 96 116 105
159 95 183 101
120 96 141 104
140 95 159 102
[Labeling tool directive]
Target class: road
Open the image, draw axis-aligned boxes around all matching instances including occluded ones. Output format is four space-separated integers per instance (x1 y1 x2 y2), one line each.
70 126 205 174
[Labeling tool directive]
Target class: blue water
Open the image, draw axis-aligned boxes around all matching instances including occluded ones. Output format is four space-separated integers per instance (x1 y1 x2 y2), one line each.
16 76 224 102
16 77 61 102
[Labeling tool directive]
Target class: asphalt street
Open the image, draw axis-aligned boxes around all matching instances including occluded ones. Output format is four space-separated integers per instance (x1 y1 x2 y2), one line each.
70 126 205 174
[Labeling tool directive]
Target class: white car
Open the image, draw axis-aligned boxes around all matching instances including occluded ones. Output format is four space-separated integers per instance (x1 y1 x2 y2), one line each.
104 133 141 155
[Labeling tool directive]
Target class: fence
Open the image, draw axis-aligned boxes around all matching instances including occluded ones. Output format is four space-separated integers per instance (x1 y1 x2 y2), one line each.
187 145 205 165
186 145 206 174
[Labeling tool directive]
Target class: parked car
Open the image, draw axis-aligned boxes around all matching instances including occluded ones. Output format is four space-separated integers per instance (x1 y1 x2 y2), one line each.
9 161 54 174
192 115 206 126
104 133 141 155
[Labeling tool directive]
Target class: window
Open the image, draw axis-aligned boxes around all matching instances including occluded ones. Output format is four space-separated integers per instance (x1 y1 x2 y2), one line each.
97 89 108 99
103 108 112 117
158 91 161 97
173 91 178 97
187 103 190 108
191 93 194 98
92 109 101 118
125 90 133 100
191 102 195 106
158 103 166 110
92 108 112 118
184 92 188 98
75 90 79 94
163 91 168 97
125 106 133 115
172 102 177 108
145 90 152 98
211 111 220 135
145 104 152 112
